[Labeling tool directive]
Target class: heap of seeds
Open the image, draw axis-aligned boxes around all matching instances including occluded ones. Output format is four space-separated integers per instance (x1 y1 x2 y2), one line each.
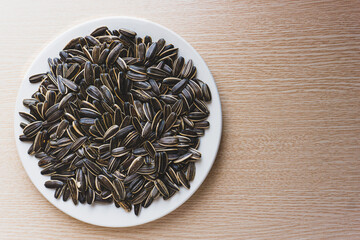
19 26 211 215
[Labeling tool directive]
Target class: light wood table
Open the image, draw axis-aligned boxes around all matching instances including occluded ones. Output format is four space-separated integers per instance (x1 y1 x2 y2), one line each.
1 1 360 239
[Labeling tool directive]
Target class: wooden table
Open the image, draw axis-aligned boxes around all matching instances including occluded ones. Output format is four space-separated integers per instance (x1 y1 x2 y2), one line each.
1 1 360 239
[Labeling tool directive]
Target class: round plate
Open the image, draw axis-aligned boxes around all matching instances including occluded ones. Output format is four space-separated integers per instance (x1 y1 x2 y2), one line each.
14 17 222 227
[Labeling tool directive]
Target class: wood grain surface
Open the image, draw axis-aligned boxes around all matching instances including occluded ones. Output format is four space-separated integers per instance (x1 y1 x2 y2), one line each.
1 0 360 239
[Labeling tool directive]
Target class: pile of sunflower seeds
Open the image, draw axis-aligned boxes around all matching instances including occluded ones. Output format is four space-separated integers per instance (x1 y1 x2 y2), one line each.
19 26 211 216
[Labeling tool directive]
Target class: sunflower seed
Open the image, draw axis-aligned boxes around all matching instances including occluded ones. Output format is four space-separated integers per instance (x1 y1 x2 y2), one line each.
97 175 114 191
132 189 148 205
113 178 126 201
86 85 103 100
20 26 211 215
127 156 144 175
146 42 157 61
103 125 119 141
19 112 37 122
83 158 102 175
90 26 108 37
154 179 169 198
106 43 123 67
29 73 46 83
177 170 190 189
44 180 64 189
201 83 212 102
111 147 130 157
67 178 78 205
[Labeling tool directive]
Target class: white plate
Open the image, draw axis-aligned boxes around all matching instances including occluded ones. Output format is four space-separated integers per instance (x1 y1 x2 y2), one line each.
14 17 222 227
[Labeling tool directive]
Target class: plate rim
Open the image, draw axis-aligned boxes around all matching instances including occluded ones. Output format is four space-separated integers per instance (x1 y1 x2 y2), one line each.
14 16 222 227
